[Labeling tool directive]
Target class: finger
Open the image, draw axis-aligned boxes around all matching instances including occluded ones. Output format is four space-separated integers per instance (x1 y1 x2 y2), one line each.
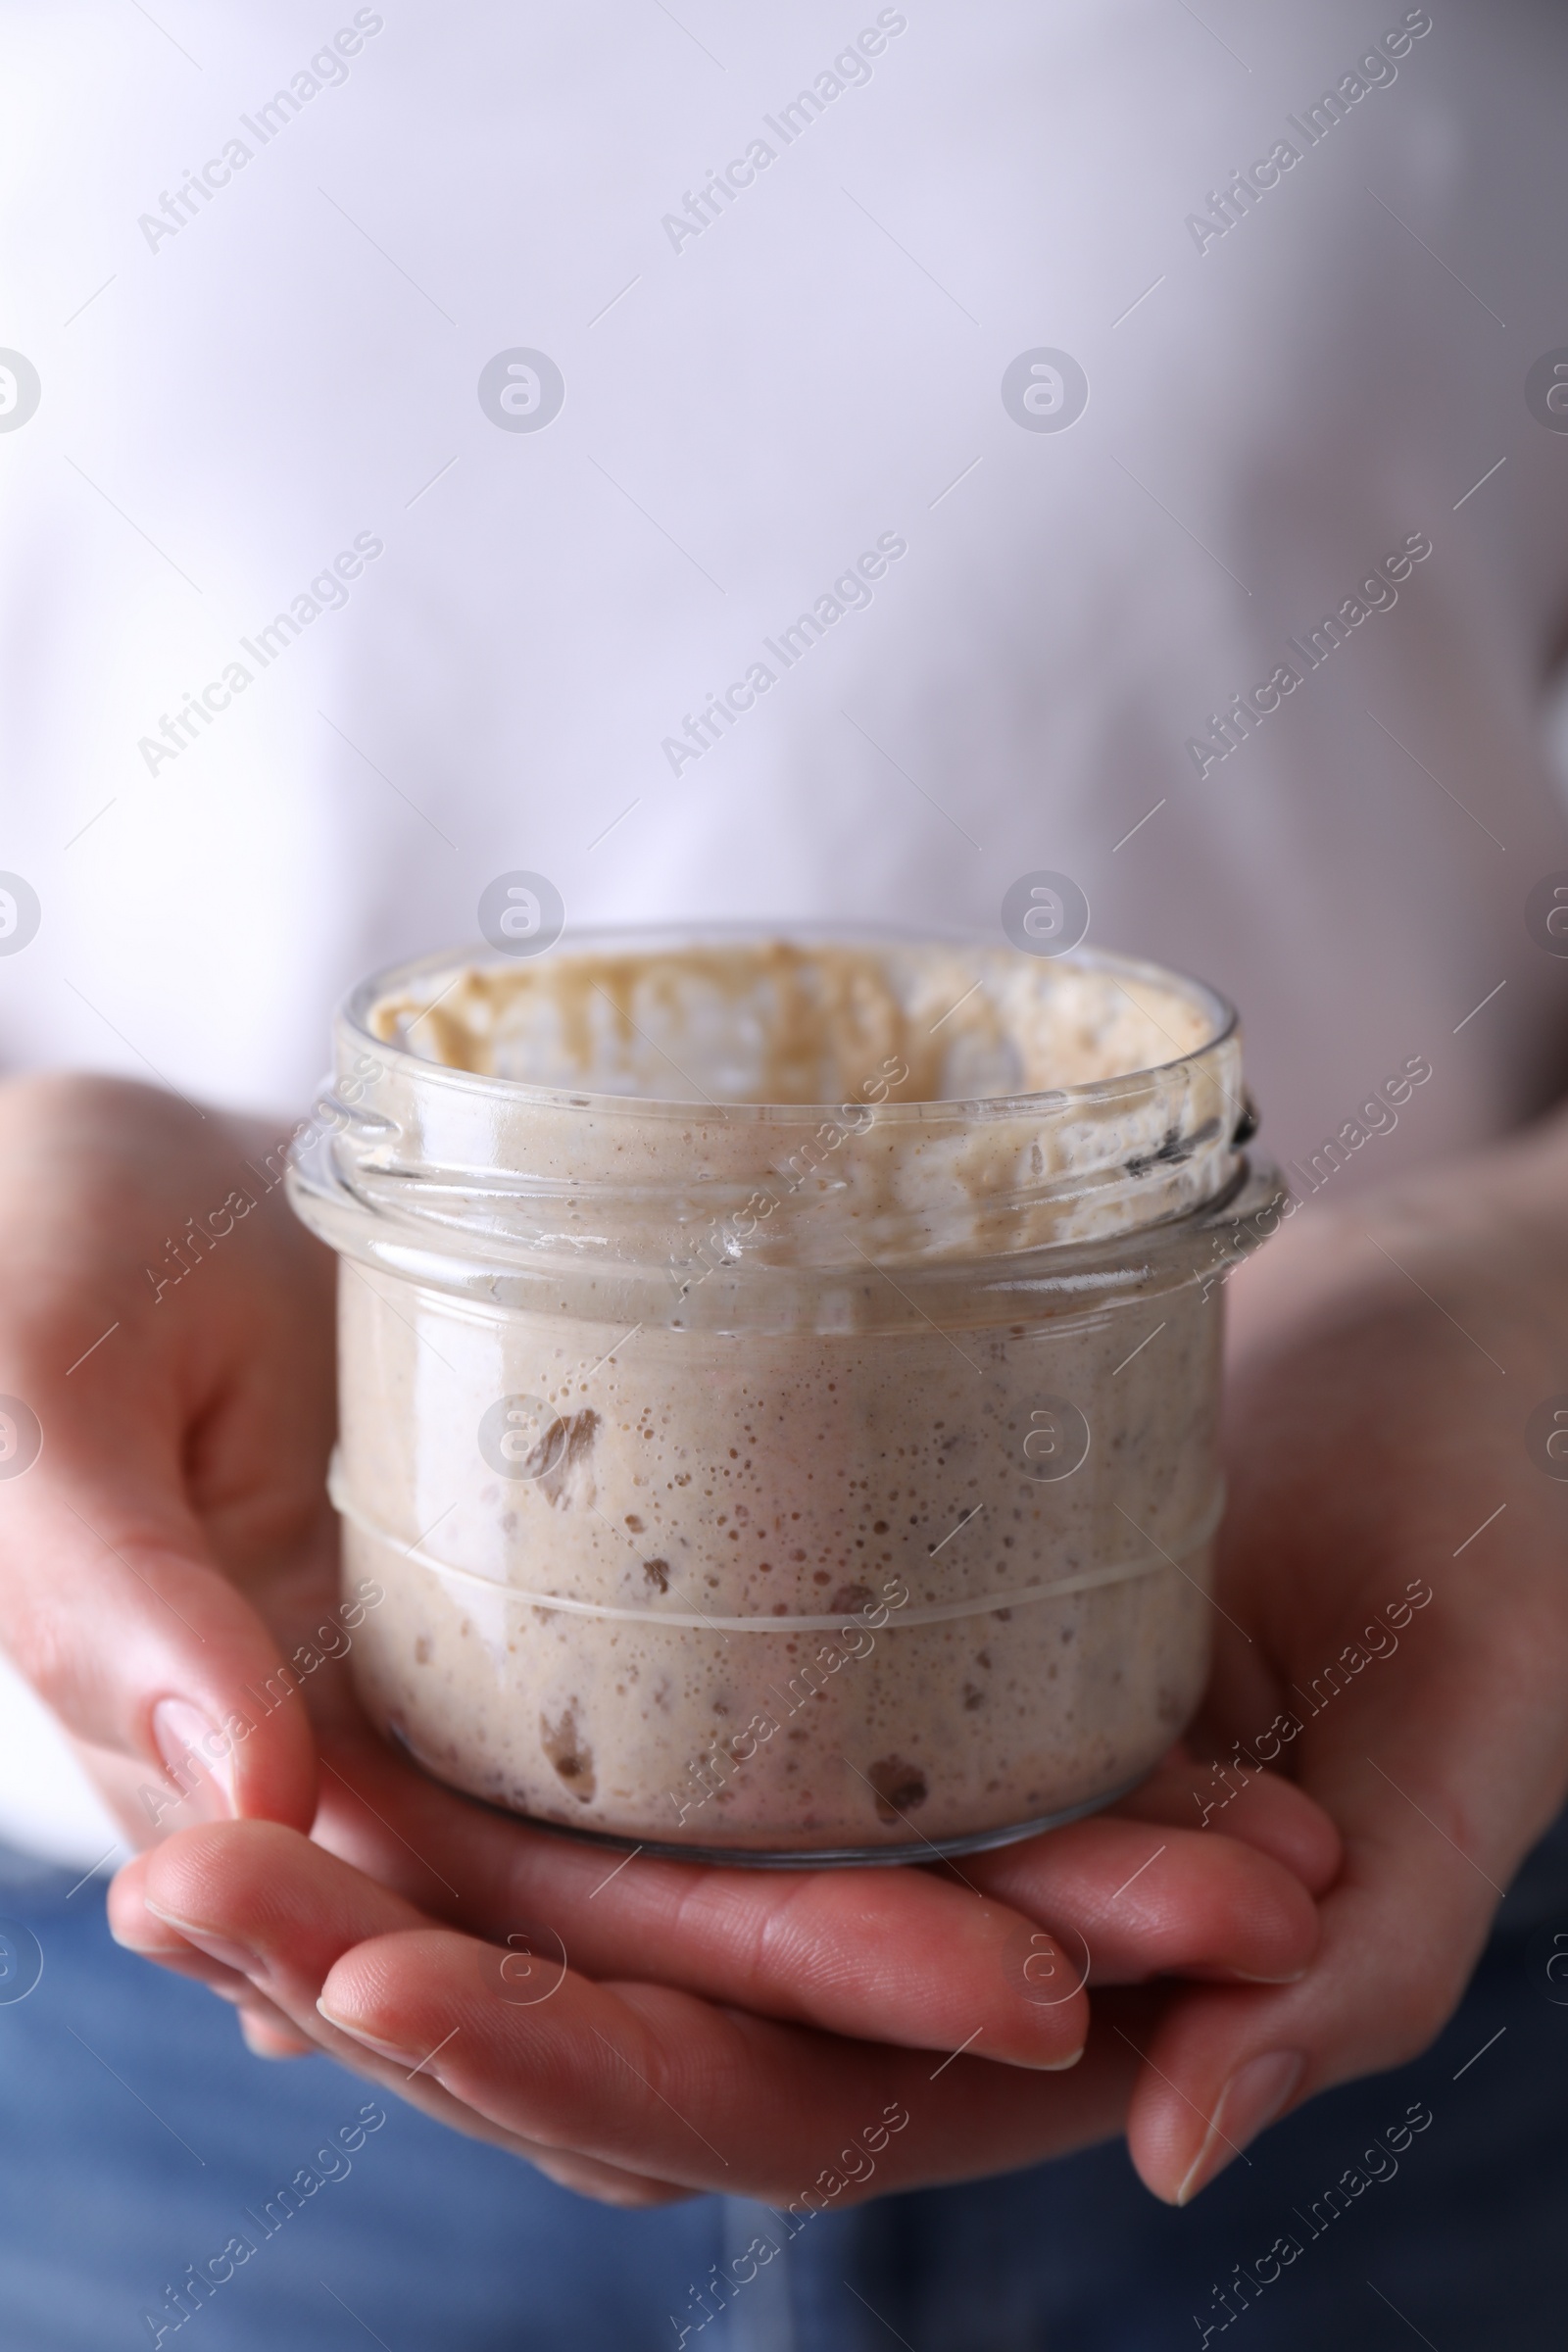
0 1372 318 1840
110 1860 257 1994
1126 1582 1568 2202
1108 1744 1343 1896
236 2000 317 2059
962 1809 1323 1988
132 1822 1142 2200
0 1077 324 1837
107 1866 320 2059
0 1447 318 1838
312 1724 1090 2068
318 1930 1141 2203
115 1828 710 2205
313 1716 1313 2043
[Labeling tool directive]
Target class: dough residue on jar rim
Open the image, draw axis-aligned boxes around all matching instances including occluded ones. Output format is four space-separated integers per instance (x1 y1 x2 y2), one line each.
366 937 1222 1108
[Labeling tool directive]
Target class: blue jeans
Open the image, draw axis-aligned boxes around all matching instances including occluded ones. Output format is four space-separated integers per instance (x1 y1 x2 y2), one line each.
2 1813 1564 2351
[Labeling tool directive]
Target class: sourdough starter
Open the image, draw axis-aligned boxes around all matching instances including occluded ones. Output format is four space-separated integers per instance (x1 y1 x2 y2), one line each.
297 935 1255 1859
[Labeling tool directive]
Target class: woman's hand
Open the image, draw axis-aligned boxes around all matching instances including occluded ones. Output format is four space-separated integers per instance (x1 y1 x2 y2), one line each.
0 1072 333 1859
1118 1110 1568 2201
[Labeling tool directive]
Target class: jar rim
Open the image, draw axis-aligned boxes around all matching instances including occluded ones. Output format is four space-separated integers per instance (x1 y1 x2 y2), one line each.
340 921 1240 1125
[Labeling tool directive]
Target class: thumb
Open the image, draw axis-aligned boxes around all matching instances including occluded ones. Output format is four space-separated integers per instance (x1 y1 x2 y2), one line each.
0 1402 318 1838
1122 1544 1568 2204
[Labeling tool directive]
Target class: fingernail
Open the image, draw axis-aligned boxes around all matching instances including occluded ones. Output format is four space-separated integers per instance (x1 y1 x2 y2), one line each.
316 1998 419 2068
151 1698 238 1821
109 1910 249 1988
238 2012 311 2062
108 1908 195 1959
143 1900 261 1980
1230 1967 1310 1985
1011 2036 1087 2072
1035 2043 1086 2072
1175 2049 1303 2205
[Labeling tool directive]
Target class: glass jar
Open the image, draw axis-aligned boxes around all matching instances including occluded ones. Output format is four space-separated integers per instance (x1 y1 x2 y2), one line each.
288 928 1283 1865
